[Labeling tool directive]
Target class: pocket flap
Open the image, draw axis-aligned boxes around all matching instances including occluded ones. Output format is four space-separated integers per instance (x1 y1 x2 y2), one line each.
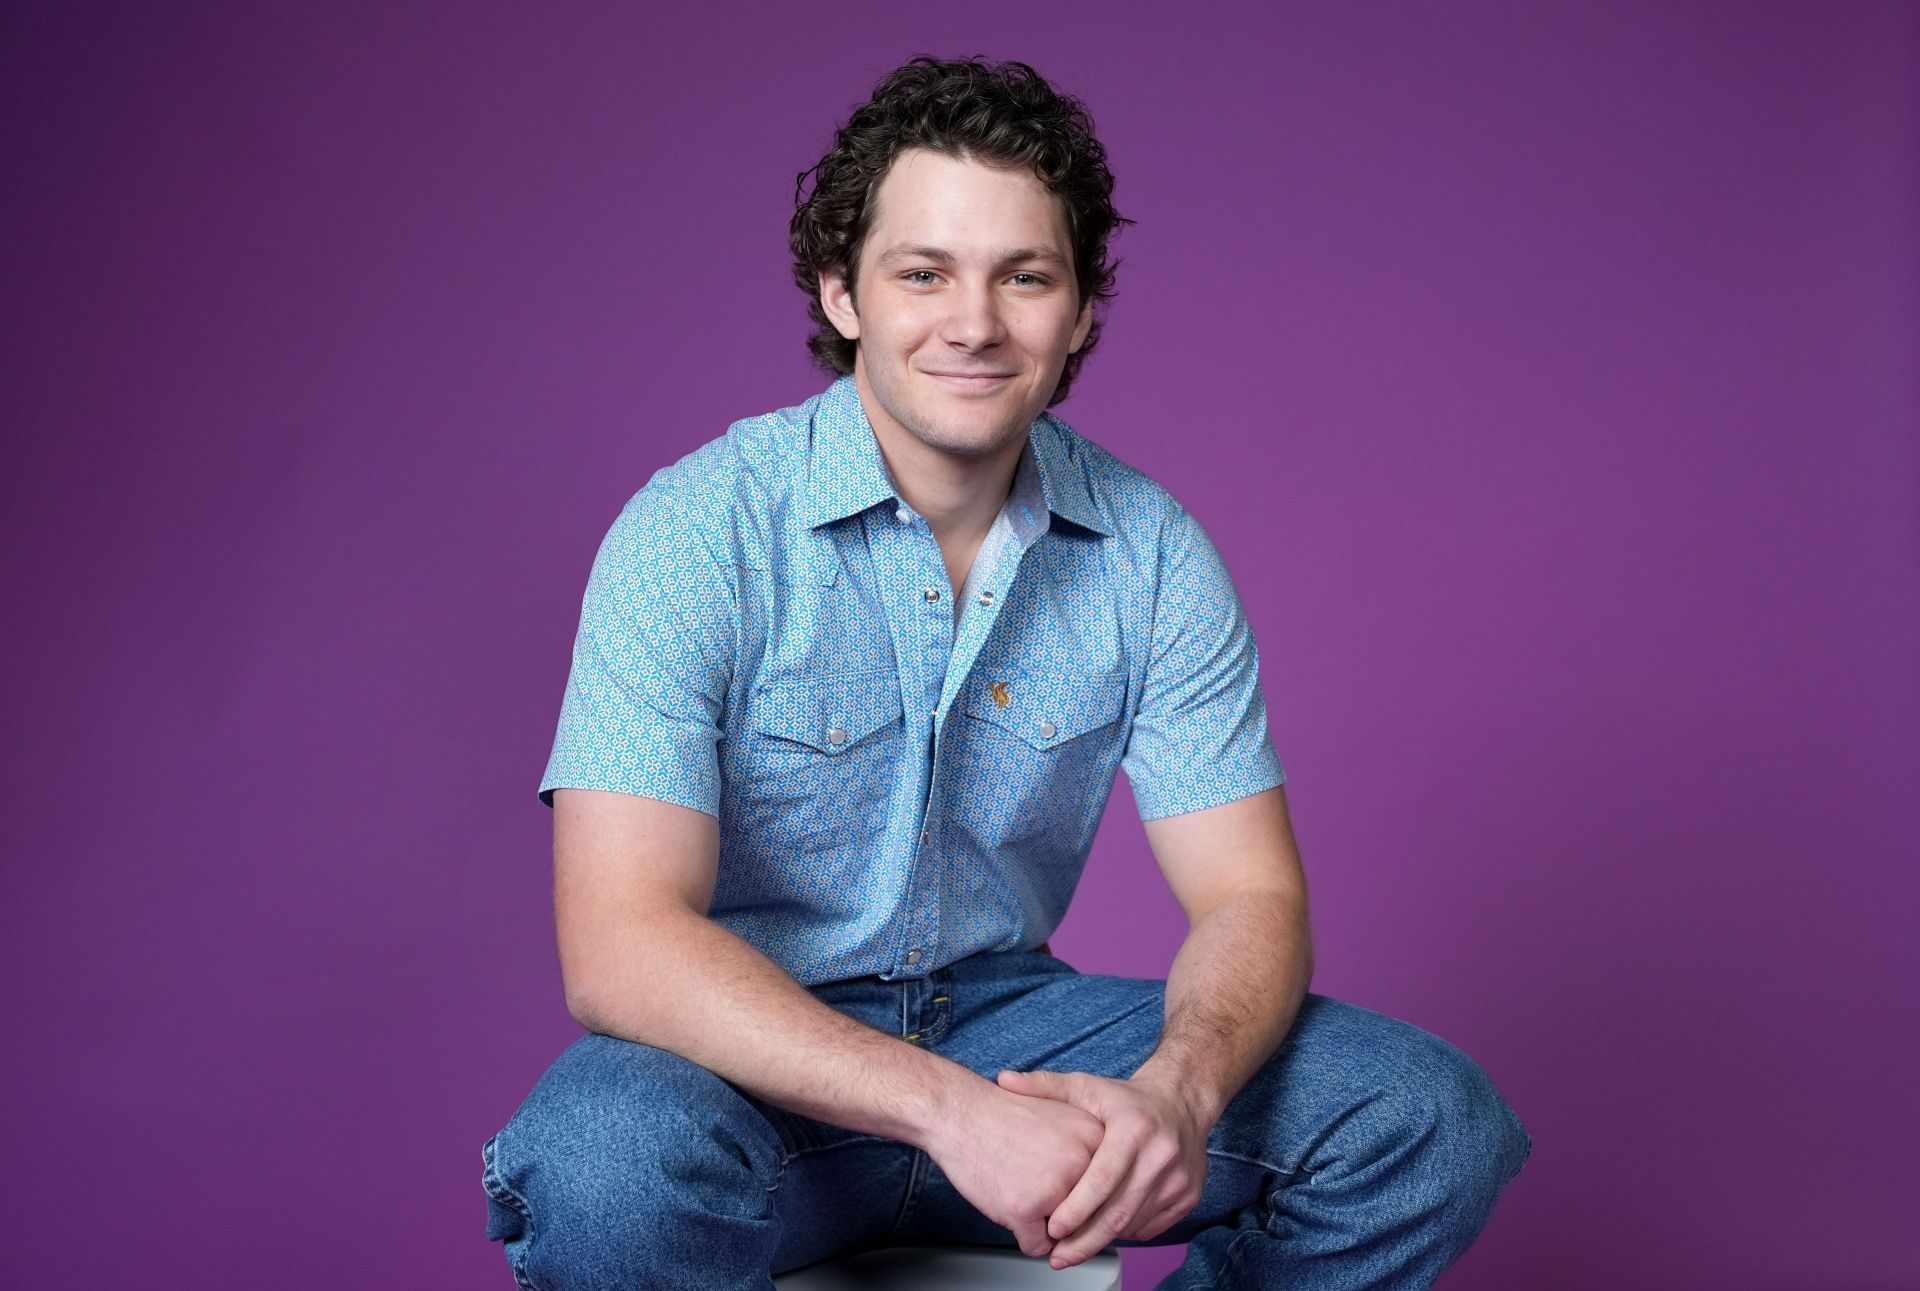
750 670 905 753
959 667 1126 749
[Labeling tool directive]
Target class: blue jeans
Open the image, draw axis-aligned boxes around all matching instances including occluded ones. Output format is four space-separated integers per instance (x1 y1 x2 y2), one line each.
482 949 1530 1289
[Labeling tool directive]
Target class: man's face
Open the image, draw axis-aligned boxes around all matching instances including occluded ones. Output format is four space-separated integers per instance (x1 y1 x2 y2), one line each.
821 148 1095 461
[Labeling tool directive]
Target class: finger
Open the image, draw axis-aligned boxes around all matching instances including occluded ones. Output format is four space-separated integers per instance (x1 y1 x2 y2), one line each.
1002 1071 1104 1128
1046 1127 1135 1242
1010 1215 1054 1260
1053 1167 1160 1268
1125 1190 1194 1242
998 1069 1070 1097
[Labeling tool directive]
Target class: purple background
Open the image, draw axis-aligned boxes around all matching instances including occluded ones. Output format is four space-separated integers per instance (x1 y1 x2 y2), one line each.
3 3 1915 1287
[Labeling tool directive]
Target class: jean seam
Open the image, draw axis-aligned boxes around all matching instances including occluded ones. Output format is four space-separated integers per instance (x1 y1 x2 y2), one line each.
1206 1145 1303 1180
1206 1225 1261 1290
779 1133 891 1164
482 1134 540 1291
769 1133 897 1235
888 1147 932 1235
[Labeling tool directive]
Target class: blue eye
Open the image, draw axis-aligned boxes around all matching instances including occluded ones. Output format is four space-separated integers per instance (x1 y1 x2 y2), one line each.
905 270 939 284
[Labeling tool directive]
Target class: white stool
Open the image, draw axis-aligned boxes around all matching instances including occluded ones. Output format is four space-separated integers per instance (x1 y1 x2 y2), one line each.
773 1245 1122 1289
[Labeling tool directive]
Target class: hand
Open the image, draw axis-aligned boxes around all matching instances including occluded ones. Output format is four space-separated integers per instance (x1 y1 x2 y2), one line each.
918 1076 1107 1260
994 1068 1211 1269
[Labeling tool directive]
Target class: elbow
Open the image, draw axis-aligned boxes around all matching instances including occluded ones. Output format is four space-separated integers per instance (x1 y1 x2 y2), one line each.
556 912 681 1037
559 942 631 1035
563 975 607 1033
555 900 705 1038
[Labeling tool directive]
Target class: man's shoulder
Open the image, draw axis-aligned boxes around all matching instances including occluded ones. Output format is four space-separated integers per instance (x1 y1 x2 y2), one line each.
607 387 824 561
1036 408 1186 537
633 389 816 504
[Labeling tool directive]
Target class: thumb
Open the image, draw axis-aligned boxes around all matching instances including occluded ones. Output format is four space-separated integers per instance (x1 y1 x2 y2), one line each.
998 1068 1070 1094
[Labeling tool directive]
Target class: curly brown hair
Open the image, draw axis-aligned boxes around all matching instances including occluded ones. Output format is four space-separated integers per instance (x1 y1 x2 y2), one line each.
789 55 1133 406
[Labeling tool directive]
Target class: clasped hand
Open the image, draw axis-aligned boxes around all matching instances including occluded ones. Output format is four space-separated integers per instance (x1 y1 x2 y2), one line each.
925 1065 1210 1267
929 1060 1198 1267
995 1068 1210 1269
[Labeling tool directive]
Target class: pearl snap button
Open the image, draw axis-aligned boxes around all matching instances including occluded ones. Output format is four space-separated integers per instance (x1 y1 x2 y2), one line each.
826 724 848 745
1038 721 1058 739
923 588 941 602
977 590 994 607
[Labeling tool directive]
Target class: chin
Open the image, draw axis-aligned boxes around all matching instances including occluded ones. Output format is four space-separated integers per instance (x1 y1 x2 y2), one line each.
912 414 1018 456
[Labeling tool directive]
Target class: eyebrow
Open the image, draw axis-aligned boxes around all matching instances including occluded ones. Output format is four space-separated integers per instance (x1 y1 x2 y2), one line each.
872 244 1072 271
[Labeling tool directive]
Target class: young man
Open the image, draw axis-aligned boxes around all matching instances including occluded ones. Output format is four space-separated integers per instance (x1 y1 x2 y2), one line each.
483 55 1530 1289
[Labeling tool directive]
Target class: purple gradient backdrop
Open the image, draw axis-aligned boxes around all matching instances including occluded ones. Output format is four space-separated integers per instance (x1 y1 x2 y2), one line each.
3 3 1915 1287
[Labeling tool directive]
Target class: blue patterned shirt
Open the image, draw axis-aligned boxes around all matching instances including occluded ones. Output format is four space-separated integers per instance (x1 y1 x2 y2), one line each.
539 375 1286 986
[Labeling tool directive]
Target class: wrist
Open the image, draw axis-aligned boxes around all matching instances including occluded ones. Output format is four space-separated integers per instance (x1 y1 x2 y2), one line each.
1130 1056 1226 1131
906 1056 993 1155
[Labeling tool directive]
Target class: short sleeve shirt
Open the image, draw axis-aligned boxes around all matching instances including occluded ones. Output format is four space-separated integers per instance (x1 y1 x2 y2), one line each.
539 375 1286 986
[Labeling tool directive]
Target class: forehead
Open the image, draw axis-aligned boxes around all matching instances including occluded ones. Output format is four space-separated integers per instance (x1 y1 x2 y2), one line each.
865 148 1071 253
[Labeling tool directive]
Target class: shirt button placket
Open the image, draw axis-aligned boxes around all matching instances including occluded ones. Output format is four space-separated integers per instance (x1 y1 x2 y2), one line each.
909 547 946 979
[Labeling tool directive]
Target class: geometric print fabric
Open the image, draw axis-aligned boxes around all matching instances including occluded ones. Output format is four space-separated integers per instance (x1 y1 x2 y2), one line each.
539 375 1285 986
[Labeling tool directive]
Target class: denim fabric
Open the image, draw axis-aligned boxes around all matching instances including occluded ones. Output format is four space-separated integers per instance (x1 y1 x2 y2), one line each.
482 949 1532 1289
534 376 1288 986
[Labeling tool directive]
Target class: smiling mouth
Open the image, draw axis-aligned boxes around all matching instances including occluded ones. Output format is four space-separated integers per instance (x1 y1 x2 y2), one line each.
925 371 1015 389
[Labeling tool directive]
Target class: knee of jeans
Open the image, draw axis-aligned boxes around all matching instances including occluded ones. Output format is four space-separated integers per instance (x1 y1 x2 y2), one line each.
1400 1038 1532 1192
487 1037 784 1267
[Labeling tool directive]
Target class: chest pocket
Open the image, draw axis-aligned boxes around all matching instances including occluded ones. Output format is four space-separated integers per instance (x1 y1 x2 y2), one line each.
748 669 905 755
957 667 1126 750
952 666 1128 850
731 669 907 854
722 669 908 905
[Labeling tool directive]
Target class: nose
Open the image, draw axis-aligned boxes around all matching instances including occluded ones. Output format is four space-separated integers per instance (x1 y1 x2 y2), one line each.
938 278 1007 352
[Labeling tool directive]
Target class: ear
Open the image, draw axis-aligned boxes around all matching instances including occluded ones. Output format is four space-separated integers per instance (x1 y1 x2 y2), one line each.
819 266 861 342
1067 293 1094 354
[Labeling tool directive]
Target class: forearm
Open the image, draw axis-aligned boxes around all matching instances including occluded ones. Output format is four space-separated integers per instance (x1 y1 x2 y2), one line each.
1132 891 1313 1127
569 907 981 1151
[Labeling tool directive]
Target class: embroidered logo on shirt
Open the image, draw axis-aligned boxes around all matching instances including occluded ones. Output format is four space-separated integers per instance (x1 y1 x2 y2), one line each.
989 680 1012 708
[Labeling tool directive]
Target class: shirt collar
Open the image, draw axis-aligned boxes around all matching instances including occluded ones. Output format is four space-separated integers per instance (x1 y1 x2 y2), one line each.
801 374 1110 537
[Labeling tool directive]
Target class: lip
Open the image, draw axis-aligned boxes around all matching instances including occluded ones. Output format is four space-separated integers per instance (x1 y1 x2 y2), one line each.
924 371 1016 391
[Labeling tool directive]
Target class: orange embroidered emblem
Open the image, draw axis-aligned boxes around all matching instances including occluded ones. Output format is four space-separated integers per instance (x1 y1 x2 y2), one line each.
989 680 1012 708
